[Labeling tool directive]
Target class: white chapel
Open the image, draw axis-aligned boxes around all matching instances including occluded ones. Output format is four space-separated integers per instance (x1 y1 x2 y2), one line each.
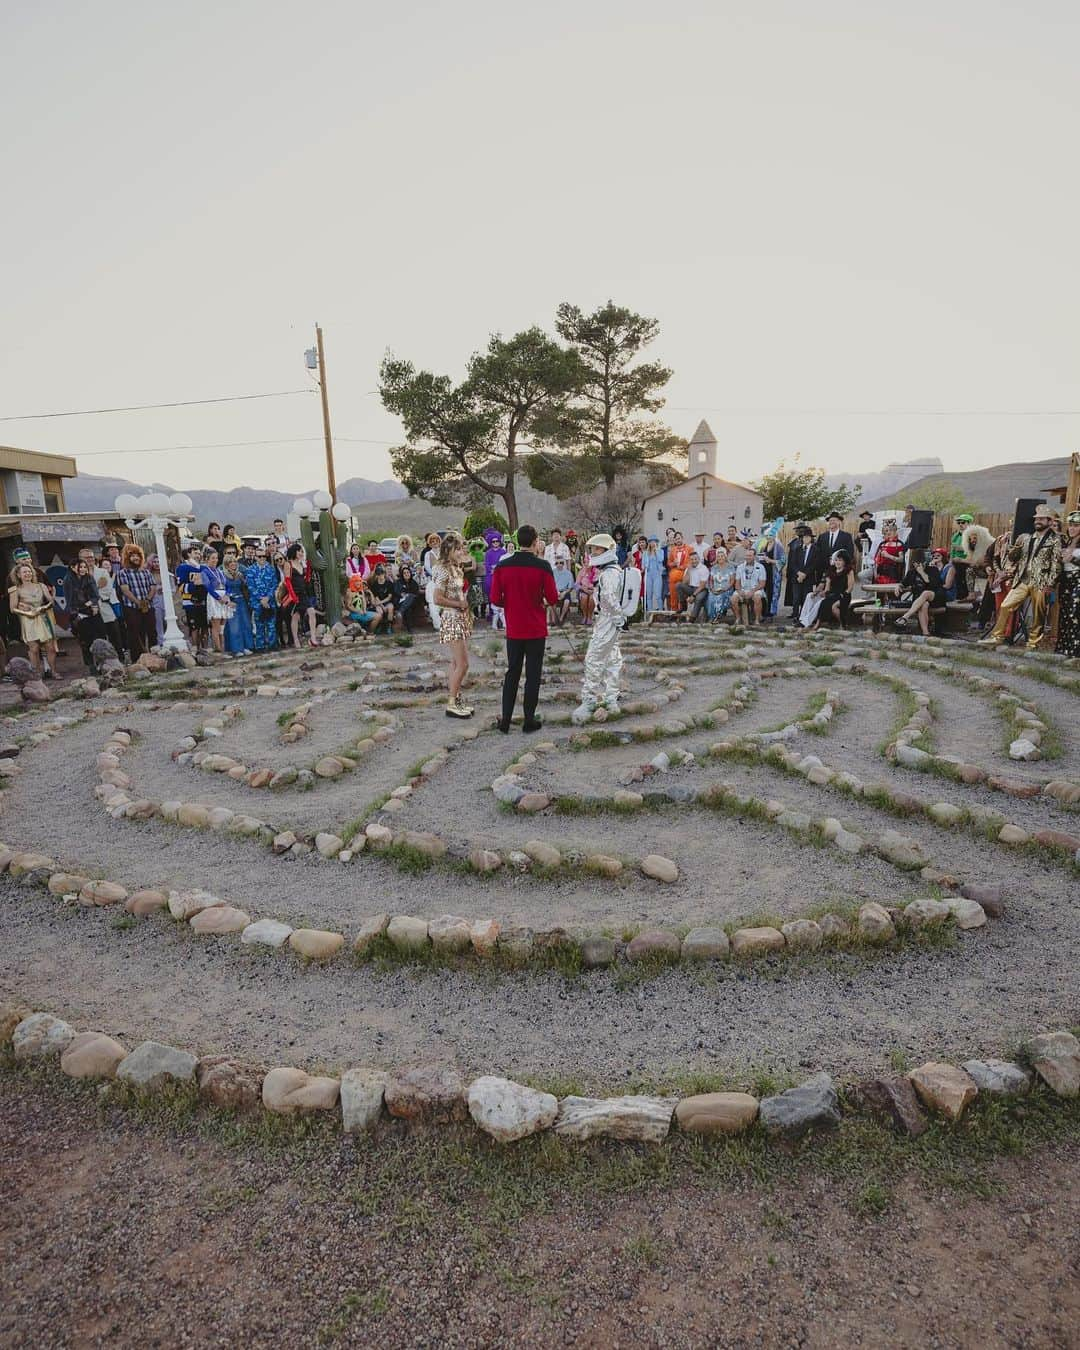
641 420 763 538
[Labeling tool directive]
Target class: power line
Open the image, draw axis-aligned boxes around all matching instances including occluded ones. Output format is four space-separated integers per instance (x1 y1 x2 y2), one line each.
76 435 398 458
0 389 316 423
664 406 1080 417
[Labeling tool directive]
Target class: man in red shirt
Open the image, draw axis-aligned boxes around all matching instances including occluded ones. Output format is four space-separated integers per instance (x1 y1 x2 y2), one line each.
489 523 559 733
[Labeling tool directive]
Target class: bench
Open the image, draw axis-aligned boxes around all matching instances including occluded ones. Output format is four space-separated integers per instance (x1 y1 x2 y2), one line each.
855 599 974 635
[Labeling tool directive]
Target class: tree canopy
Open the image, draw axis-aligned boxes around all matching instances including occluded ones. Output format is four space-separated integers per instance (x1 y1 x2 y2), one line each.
379 327 580 530
752 457 861 522
526 301 684 496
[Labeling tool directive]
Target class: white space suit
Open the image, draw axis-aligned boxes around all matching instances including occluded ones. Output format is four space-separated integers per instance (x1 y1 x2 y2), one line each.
573 550 625 722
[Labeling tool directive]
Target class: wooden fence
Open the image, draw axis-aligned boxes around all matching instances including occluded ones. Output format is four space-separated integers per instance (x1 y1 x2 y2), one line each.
777 513 1013 552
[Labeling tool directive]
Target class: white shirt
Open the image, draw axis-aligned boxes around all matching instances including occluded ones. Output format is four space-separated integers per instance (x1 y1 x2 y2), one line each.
685 563 710 587
736 561 767 592
544 541 570 567
93 565 118 622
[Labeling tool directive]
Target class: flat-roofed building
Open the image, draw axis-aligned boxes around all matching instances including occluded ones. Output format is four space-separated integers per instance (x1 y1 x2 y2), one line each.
0 445 78 515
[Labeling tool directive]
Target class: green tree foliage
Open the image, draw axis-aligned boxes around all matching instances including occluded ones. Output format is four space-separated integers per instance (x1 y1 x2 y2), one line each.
380 327 579 530
527 301 685 496
905 480 983 519
752 457 861 522
462 506 509 540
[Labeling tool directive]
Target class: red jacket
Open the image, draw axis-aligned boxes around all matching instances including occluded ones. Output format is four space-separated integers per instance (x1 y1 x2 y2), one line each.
490 551 558 639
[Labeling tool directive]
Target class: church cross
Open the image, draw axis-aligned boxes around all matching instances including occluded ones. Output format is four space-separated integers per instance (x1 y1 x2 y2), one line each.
698 476 712 510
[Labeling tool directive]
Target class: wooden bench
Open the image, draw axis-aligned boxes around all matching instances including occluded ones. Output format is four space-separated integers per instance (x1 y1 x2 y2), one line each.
855 599 974 635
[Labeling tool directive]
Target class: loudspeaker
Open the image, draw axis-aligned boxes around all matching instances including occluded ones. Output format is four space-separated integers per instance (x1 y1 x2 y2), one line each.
1013 498 1046 539
906 509 933 550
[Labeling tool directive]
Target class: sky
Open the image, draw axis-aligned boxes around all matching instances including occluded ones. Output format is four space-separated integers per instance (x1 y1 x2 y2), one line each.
2 0 1078 498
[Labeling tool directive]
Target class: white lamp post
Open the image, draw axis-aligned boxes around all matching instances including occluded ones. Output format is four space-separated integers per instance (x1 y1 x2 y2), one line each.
114 491 194 652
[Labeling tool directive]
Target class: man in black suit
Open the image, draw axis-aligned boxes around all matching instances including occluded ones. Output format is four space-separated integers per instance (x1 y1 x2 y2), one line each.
785 523 817 624
813 511 855 580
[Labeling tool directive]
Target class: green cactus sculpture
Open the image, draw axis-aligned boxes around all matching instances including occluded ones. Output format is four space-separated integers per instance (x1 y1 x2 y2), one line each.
299 509 348 626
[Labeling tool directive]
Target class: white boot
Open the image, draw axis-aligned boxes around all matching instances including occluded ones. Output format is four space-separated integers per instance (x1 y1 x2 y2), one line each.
571 701 596 725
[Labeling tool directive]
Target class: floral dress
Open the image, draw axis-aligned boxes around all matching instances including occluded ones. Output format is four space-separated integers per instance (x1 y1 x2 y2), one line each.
432 562 472 643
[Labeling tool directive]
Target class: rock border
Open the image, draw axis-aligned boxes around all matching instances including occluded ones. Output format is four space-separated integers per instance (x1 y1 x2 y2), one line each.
5 999 1076 1145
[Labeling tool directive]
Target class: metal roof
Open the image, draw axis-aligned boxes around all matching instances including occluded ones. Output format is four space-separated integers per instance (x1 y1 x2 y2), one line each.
0 446 78 477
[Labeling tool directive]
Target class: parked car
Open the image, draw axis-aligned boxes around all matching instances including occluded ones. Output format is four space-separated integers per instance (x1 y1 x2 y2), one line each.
377 537 401 558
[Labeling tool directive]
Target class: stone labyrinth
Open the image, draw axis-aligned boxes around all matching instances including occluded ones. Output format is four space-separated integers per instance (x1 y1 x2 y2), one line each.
2 623 1079 1132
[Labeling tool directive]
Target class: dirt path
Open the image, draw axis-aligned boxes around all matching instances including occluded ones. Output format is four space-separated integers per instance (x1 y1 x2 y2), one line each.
2 1071 1078 1349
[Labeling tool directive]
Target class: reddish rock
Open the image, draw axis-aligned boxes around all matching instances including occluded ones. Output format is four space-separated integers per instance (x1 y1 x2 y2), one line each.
1033 829 1080 853
625 930 681 962
385 1064 467 1123
857 1076 928 1137
197 1055 264 1110
987 777 1043 799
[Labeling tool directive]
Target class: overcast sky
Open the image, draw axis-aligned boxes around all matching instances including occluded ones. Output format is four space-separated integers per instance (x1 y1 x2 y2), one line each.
2 0 1077 498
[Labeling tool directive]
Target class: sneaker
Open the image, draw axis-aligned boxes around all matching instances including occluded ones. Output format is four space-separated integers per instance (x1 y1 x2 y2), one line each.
977 635 1001 646
446 700 472 719
522 718 543 733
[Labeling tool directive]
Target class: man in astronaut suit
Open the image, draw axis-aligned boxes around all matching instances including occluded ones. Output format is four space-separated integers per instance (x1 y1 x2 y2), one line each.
572 533 627 723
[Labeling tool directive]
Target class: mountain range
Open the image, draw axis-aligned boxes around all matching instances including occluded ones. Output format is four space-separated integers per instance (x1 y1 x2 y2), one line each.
860 456 1071 514
66 472 406 528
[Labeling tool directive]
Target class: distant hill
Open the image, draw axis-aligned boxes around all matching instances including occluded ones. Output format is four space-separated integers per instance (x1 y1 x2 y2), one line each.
823 459 944 507
861 457 1070 514
66 471 406 528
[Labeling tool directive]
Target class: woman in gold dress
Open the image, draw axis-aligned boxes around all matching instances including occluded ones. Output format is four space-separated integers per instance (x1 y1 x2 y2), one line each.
431 535 474 718
8 562 59 678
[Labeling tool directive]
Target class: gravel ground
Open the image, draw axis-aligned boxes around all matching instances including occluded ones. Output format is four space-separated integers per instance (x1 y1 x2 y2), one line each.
2 1070 1078 1349
0 628 1076 1089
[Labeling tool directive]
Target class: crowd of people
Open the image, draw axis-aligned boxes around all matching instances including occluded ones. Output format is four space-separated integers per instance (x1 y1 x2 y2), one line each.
2 502 1078 686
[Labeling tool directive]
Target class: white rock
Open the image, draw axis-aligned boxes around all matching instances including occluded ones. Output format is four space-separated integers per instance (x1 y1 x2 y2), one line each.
555 1094 677 1144
1009 738 1040 761
468 1076 558 1142
428 914 471 952
315 831 344 859
241 918 294 948
946 898 987 930
167 888 221 921
903 898 952 928
386 915 429 950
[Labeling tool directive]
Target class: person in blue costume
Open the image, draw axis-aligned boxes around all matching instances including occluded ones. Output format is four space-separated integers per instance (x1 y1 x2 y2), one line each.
244 542 279 650
642 538 665 612
221 545 254 655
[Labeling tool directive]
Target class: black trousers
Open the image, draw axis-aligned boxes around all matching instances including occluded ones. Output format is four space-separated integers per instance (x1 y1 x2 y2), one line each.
502 636 546 724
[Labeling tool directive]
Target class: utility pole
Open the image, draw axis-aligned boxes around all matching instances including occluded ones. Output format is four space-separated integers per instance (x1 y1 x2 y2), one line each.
315 323 337 499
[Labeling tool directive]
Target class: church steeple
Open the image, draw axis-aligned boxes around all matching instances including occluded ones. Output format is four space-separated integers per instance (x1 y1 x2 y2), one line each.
688 419 718 477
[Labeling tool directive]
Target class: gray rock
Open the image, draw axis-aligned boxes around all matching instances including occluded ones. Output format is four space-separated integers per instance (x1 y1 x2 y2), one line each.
1024 1031 1080 1097
681 927 730 960
12 1012 75 1060
580 936 617 968
116 1040 198 1089
759 1072 841 1138
340 1067 389 1132
961 1059 1031 1096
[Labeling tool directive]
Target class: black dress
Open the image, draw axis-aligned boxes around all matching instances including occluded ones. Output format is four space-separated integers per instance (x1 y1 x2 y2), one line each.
1056 552 1080 656
903 563 946 610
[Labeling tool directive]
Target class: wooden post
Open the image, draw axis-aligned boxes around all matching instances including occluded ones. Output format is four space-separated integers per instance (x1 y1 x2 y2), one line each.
1066 450 1080 514
315 324 337 500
